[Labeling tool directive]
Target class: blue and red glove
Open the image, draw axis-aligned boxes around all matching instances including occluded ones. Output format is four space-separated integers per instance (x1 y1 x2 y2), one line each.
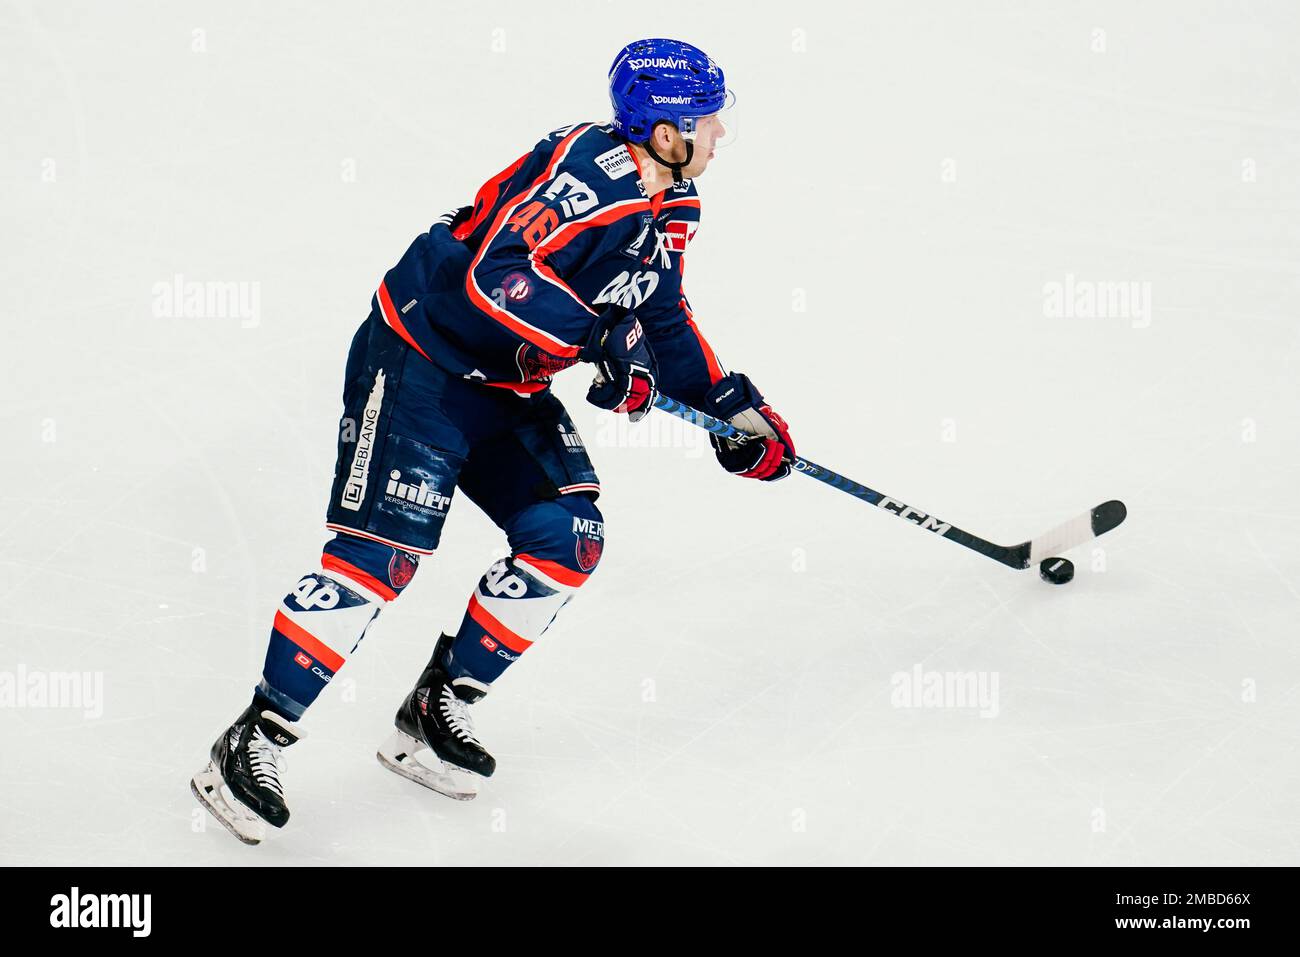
582 313 657 422
701 372 796 481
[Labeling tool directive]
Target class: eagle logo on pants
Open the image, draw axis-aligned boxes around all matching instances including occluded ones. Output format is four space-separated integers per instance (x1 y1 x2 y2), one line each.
388 551 418 589
575 536 603 572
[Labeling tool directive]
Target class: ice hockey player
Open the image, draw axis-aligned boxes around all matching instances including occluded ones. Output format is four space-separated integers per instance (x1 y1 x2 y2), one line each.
191 37 796 844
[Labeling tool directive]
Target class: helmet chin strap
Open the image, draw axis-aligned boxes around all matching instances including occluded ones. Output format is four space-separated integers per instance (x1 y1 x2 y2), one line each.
644 139 694 184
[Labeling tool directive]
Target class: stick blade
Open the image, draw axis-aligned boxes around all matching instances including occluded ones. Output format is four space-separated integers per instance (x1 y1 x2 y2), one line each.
1091 499 1127 536
1026 499 1128 566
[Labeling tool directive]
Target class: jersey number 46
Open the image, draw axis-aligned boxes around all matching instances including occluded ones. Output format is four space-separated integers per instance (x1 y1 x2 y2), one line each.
506 173 599 249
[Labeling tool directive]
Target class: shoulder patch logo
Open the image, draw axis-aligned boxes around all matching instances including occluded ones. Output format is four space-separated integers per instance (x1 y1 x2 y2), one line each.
500 271 533 304
594 146 637 180
663 220 698 253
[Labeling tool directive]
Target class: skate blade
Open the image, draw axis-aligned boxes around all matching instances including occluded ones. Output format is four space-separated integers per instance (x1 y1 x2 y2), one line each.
190 761 268 845
376 730 479 801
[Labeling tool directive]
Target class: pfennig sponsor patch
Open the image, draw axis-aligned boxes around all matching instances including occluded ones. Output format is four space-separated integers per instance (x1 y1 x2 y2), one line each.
662 220 698 253
594 145 637 180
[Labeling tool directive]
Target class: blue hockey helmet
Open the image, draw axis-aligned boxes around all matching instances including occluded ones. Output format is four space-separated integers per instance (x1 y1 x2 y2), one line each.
608 38 733 180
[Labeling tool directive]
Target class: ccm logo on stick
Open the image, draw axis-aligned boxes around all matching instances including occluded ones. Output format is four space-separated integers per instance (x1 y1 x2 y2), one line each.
878 497 952 536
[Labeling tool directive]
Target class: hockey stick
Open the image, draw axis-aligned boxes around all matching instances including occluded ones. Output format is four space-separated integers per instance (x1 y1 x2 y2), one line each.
652 394 1126 570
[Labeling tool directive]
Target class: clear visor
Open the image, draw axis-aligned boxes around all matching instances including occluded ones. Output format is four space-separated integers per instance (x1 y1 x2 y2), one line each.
679 89 738 149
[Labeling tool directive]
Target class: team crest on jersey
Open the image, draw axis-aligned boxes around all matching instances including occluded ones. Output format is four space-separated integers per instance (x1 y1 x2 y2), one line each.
500 271 533 305
388 551 418 589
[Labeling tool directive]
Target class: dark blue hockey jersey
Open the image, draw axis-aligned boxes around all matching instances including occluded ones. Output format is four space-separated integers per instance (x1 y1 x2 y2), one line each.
370 121 725 407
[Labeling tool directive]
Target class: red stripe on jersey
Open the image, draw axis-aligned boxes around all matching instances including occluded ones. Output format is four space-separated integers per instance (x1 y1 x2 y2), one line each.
685 318 724 384
320 554 396 602
483 380 550 394
514 552 591 588
678 254 694 319
466 593 533 653
660 197 701 211
273 610 346 672
528 199 649 315
464 125 594 358
532 200 648 261
458 150 531 240
377 280 433 361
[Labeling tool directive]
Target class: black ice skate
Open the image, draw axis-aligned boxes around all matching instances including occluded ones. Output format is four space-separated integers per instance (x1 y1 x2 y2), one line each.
190 704 304 845
377 633 494 801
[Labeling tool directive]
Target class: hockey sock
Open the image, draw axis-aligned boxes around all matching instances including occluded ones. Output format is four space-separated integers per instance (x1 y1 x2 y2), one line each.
255 534 420 718
443 499 603 685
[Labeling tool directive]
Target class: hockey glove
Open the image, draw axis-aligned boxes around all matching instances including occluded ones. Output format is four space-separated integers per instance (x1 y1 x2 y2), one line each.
582 313 657 422
702 372 796 481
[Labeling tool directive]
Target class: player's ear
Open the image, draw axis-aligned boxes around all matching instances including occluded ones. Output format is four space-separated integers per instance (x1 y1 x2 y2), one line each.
652 120 676 151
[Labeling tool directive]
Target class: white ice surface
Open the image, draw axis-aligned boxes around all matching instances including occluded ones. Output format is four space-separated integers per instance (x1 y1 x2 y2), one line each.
2 1 1299 866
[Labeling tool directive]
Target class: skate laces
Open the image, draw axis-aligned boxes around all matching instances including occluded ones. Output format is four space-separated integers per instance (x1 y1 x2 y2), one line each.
248 726 286 798
439 684 483 747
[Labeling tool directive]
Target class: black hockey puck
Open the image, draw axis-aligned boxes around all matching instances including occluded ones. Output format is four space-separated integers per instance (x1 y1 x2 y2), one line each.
1039 557 1074 585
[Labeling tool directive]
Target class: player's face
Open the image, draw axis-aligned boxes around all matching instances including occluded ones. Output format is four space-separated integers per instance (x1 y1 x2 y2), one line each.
683 113 726 177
